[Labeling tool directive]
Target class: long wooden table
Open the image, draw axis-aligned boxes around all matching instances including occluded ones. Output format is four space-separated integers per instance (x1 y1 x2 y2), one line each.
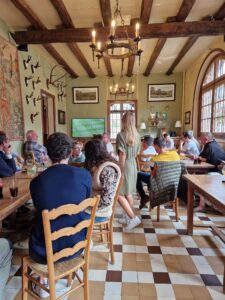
184 174 225 292
181 159 215 174
0 172 32 223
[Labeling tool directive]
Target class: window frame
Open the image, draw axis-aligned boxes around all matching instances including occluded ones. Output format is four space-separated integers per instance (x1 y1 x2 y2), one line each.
198 53 225 138
107 100 137 141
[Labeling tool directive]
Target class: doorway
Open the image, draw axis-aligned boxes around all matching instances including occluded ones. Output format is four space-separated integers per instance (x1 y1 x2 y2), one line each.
41 90 56 145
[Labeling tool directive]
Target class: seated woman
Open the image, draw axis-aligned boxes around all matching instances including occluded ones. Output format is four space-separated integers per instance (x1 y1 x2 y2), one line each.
29 132 92 297
69 141 85 164
83 139 121 222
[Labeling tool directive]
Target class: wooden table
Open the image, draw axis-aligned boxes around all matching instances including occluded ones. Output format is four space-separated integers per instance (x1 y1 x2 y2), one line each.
0 172 32 223
184 174 225 292
181 159 215 173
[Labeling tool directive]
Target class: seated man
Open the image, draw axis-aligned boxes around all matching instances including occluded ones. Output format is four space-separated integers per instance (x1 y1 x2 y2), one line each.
102 132 114 155
137 137 180 209
163 133 175 150
180 131 199 156
0 238 12 300
141 135 157 157
193 132 225 171
0 131 17 177
69 141 85 164
29 132 92 297
23 130 48 164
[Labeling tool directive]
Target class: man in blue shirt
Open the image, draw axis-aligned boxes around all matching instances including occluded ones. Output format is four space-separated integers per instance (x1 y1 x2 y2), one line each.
0 131 16 177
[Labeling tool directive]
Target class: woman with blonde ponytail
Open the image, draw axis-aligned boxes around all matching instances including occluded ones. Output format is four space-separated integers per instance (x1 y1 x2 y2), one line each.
116 111 141 230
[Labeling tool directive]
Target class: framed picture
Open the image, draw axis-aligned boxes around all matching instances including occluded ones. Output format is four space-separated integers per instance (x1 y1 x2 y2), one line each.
58 110 66 124
148 83 176 102
73 86 99 104
185 111 191 125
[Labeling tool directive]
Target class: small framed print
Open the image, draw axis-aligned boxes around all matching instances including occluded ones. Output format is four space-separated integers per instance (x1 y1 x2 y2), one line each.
73 86 99 104
148 83 176 102
58 110 66 124
185 111 191 125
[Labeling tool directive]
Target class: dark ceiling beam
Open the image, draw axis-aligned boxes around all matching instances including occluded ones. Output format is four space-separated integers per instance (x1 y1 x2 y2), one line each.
143 0 196 76
127 0 153 77
12 20 225 44
99 0 113 77
140 0 153 24
166 1 225 75
50 0 95 78
10 0 77 78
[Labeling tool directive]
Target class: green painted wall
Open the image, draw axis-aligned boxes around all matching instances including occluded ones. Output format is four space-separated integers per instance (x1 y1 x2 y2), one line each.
0 18 67 154
67 73 183 136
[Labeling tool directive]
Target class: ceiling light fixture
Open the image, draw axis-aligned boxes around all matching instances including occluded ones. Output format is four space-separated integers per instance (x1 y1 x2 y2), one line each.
109 72 135 98
90 0 143 70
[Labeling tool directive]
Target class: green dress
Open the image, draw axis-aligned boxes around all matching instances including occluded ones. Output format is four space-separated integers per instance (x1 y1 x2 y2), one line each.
116 131 140 196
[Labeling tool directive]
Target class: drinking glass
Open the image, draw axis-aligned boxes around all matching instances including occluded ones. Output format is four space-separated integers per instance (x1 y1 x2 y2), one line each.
9 176 18 198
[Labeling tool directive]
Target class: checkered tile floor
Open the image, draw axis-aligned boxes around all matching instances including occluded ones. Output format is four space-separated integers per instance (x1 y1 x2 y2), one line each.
6 199 225 299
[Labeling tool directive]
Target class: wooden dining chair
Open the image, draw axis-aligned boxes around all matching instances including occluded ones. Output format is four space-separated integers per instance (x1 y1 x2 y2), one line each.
22 196 100 300
136 153 156 173
92 176 123 265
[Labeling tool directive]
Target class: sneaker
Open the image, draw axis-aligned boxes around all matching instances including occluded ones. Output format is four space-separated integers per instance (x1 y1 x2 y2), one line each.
125 216 141 230
32 279 70 299
32 283 49 298
118 214 129 225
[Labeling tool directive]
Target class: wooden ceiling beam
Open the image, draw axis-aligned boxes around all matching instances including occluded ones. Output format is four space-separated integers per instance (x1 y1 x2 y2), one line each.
50 0 95 78
143 0 196 76
12 20 225 44
127 0 153 77
99 0 113 77
166 1 225 75
10 0 77 78
140 0 153 24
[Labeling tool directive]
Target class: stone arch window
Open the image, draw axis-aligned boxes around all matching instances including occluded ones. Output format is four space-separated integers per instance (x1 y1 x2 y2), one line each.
199 54 225 137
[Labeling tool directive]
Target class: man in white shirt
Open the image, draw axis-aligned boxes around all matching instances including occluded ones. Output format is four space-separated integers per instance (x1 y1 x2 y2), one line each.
163 133 175 150
180 131 199 156
102 132 114 155
141 135 157 158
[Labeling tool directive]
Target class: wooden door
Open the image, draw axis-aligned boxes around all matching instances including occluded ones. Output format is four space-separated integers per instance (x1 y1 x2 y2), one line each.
41 90 56 145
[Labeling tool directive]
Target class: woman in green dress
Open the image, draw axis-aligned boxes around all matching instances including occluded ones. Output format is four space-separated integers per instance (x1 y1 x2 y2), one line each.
116 111 141 230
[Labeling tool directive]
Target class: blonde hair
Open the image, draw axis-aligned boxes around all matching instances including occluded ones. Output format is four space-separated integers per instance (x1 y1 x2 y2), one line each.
121 111 137 146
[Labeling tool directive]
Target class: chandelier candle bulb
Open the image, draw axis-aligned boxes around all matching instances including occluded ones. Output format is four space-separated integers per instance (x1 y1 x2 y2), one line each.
110 86 113 92
138 41 141 50
132 85 135 92
111 20 116 36
97 42 101 50
92 30 96 45
135 23 140 38
122 47 125 55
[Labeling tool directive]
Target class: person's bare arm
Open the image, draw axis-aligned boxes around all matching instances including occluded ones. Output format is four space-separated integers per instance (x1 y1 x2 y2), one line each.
118 150 126 174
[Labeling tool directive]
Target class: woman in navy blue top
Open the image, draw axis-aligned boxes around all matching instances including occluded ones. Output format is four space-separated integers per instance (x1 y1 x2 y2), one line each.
29 132 92 264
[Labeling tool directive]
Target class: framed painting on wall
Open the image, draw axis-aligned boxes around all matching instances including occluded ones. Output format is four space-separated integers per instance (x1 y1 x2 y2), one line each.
58 110 66 124
0 35 24 140
73 86 99 104
148 83 176 102
185 111 191 125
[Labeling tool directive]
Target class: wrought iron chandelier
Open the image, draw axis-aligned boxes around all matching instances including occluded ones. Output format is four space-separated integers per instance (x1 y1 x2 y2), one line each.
90 0 143 70
109 73 135 98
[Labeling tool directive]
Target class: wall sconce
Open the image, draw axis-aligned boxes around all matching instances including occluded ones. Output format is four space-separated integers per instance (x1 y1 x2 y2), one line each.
25 75 33 86
23 55 32 69
32 77 41 90
140 122 146 130
25 91 34 104
30 112 39 124
31 62 41 73
33 95 41 106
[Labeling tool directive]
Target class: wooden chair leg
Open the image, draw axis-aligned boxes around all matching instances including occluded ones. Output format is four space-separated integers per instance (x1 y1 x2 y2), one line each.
83 265 89 300
48 274 56 300
109 223 114 264
67 273 73 287
175 198 179 222
22 257 28 300
157 206 160 222
99 224 104 242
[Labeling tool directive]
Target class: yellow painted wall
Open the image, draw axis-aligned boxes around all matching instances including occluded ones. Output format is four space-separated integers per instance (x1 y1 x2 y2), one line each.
67 73 183 137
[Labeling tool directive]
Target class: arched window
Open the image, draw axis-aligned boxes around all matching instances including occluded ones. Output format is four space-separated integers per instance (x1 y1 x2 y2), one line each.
199 54 225 137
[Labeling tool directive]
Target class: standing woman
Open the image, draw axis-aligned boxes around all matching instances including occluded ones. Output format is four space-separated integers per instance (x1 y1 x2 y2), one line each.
116 111 141 230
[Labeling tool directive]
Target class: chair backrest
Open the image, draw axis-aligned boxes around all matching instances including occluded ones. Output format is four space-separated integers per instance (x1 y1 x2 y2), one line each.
136 153 156 172
150 161 182 209
42 196 100 274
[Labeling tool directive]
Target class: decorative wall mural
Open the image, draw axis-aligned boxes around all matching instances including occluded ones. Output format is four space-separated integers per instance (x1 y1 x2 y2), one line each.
0 36 24 140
